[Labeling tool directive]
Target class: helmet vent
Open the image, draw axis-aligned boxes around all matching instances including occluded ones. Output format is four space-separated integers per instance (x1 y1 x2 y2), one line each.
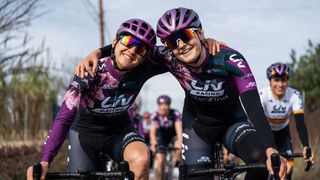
191 16 198 24
123 23 130 28
146 34 151 40
140 22 148 35
132 24 137 31
165 13 172 27
183 10 191 23
139 28 146 35
175 10 181 27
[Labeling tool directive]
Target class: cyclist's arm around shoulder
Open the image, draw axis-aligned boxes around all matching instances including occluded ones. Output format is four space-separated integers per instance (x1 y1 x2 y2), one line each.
75 44 112 78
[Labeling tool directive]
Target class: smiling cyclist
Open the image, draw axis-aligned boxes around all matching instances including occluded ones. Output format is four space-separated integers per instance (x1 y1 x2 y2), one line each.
259 63 315 179
72 7 287 180
27 19 167 180
154 7 288 180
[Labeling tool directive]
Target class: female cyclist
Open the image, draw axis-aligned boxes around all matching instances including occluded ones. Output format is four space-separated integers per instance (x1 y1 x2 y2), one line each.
27 19 167 180
74 7 287 179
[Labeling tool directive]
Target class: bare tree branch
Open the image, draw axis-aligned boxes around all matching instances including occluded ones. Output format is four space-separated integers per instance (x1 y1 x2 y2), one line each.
0 0 38 33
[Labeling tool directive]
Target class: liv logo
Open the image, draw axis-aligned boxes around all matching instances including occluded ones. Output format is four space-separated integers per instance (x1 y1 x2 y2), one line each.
191 80 224 91
271 105 287 113
101 94 134 108
229 54 246 68
190 80 225 97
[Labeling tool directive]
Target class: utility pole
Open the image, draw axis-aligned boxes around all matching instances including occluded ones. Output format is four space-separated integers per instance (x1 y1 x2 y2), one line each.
98 0 105 47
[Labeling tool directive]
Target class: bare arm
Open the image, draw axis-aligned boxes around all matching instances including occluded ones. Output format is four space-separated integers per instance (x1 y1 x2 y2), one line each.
149 123 158 153
174 121 183 149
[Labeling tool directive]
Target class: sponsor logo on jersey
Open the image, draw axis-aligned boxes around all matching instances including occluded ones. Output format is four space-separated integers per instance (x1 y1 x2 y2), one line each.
197 156 212 163
191 95 229 103
229 54 246 68
92 94 134 114
271 105 287 114
190 80 225 97
241 73 254 79
245 81 256 88
101 84 113 89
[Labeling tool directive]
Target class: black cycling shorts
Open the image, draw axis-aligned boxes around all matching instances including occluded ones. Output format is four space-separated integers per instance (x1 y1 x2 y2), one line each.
273 125 293 159
67 125 145 171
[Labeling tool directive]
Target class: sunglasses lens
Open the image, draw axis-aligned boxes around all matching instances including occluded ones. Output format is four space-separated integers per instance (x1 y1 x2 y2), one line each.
165 38 178 49
165 28 196 49
120 35 139 47
120 35 149 56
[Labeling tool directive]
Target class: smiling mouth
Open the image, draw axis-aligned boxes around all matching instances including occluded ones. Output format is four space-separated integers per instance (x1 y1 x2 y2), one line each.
123 53 134 61
181 47 193 54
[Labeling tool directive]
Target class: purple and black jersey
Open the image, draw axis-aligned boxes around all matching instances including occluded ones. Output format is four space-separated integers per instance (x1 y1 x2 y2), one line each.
150 46 257 106
151 109 182 144
149 46 275 149
99 45 274 146
41 57 168 163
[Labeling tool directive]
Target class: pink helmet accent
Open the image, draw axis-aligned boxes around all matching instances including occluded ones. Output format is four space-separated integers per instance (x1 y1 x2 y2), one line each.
117 18 156 47
156 7 202 43
266 63 291 80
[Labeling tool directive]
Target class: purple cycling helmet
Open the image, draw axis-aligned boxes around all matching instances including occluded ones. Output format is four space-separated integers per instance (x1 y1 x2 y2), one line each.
157 95 171 105
117 18 156 47
156 7 202 43
266 63 292 80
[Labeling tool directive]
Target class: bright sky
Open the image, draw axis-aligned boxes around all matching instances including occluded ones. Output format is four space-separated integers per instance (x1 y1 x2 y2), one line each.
28 0 320 113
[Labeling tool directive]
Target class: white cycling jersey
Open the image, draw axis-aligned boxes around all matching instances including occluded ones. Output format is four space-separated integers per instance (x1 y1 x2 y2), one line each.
259 87 304 131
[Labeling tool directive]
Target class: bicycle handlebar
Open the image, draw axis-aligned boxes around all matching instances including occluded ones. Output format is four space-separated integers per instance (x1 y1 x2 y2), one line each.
279 152 303 158
279 148 312 172
179 162 267 179
32 161 134 180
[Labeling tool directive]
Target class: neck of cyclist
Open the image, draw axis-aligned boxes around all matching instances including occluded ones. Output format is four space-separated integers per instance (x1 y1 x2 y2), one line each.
111 56 140 75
